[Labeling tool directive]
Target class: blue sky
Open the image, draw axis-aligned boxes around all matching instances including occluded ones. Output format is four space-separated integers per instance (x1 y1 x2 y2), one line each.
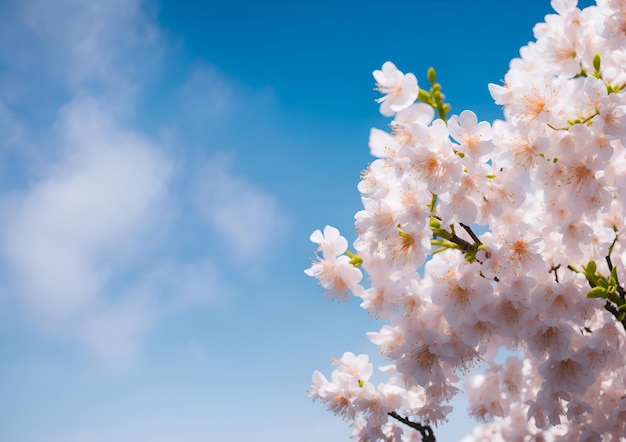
0 0 595 441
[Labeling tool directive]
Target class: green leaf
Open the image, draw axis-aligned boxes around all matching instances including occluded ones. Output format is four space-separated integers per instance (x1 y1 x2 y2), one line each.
593 53 601 73
584 260 596 277
429 216 441 230
587 286 608 298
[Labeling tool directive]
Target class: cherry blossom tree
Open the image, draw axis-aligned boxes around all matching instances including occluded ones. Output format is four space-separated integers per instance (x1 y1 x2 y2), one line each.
306 1 626 440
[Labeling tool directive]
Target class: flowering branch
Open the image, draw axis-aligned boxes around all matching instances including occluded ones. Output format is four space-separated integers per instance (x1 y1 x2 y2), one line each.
430 218 484 264
306 2 626 440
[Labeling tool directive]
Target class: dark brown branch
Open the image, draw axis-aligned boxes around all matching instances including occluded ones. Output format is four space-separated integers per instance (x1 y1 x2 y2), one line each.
388 412 436 442
459 223 482 246
604 251 626 301
602 301 626 333
446 234 474 253
603 255 626 329
549 264 561 283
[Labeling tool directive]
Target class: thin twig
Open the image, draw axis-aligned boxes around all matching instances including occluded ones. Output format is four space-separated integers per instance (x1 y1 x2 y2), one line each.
549 264 561 284
388 412 436 442
446 234 474 253
606 255 613 271
459 223 482 245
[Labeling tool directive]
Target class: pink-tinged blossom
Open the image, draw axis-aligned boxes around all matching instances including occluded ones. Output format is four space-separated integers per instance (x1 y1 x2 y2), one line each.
557 219 594 258
305 225 362 301
373 62 419 117
309 369 330 403
357 158 395 200
538 354 596 397
393 102 435 128
526 399 549 429
608 396 626 437
493 121 549 171
597 0 626 45
566 399 593 424
530 273 598 323
522 316 574 358
404 120 462 195
412 403 453 427
437 162 489 225
447 110 495 161
466 373 507 422
367 323 406 359
598 93 626 141
493 72 565 127
322 371 362 420
369 127 401 159
309 225 348 259
429 261 494 327
498 224 546 275
478 167 526 225
536 1 583 76
305 254 362 302
333 352 374 382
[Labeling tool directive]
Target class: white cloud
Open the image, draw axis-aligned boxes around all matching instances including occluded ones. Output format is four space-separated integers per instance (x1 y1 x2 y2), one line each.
0 97 181 367
0 95 236 365
1 97 172 321
194 155 290 265
0 0 288 366
0 0 163 110
75 258 227 368
0 101 23 149
79 294 157 368
142 259 231 308
51 431 101 442
177 65 236 122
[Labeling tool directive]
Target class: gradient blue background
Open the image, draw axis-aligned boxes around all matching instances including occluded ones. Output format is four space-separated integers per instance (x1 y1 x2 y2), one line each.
0 0 595 441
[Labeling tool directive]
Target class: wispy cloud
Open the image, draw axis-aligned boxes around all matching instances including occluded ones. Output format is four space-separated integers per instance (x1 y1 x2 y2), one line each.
1 97 172 320
0 102 23 148
0 0 288 366
194 154 291 266
177 64 236 122
0 97 176 368
0 0 162 99
79 293 157 368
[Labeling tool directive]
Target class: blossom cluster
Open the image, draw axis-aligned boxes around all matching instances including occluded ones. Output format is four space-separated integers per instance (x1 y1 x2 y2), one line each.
306 1 626 440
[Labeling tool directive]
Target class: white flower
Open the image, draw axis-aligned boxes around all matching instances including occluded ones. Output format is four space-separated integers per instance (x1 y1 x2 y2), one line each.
305 254 362 302
309 225 348 259
334 352 373 382
447 110 494 161
373 62 418 117
305 225 362 301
